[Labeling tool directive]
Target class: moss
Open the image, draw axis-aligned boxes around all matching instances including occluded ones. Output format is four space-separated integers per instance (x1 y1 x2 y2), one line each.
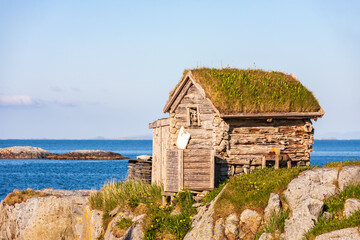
174 68 321 114
4 188 52 206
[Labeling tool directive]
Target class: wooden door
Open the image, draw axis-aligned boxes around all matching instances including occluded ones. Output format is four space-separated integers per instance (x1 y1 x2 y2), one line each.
165 149 214 192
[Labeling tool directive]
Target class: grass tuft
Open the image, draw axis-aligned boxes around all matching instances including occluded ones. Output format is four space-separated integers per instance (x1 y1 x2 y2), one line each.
255 209 290 239
89 179 162 213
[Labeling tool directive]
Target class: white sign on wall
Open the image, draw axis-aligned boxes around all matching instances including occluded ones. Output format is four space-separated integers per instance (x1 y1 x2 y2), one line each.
176 126 191 150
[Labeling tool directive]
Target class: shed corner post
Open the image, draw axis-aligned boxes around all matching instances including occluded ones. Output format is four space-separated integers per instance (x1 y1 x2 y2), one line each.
210 150 215 189
178 149 184 192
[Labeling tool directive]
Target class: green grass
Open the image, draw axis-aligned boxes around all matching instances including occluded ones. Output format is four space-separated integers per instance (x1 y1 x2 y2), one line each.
186 68 320 114
89 181 197 240
214 167 310 218
116 218 133 230
305 184 360 239
255 209 290 239
143 190 197 240
89 179 163 213
201 179 228 205
324 159 360 168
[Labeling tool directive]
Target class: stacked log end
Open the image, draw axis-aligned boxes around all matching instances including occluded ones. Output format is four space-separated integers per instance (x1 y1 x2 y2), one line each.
128 155 152 183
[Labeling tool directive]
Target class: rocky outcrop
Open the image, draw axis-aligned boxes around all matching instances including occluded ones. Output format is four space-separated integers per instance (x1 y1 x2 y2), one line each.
47 150 127 160
0 146 51 159
0 188 102 240
284 166 360 240
315 227 360 240
238 209 262 239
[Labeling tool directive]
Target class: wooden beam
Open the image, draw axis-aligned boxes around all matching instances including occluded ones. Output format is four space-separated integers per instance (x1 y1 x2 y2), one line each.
221 108 324 119
210 150 215 189
178 149 184 191
149 118 170 129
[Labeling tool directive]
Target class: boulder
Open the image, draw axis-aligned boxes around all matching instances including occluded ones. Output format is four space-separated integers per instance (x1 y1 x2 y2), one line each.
264 193 282 222
213 218 225 240
239 209 262 239
343 198 360 217
259 232 273 240
284 195 324 240
0 146 51 159
224 213 239 240
314 227 360 240
284 168 338 209
338 166 360 191
0 188 101 240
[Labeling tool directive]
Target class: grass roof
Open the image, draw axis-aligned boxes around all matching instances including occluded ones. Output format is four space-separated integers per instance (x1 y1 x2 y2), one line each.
184 68 321 114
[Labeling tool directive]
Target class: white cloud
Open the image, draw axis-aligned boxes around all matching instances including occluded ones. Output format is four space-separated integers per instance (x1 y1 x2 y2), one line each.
0 95 79 108
0 96 40 107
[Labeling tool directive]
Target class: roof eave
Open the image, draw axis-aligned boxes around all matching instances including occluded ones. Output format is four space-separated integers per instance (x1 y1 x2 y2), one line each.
221 108 325 119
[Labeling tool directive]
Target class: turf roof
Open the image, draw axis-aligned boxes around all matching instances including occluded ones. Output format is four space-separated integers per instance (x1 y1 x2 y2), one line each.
174 68 321 114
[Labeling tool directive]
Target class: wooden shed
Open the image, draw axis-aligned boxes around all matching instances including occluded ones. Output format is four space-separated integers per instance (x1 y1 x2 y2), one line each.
149 68 324 194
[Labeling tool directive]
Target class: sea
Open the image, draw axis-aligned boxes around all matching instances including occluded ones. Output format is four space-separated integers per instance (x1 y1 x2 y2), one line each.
0 139 359 200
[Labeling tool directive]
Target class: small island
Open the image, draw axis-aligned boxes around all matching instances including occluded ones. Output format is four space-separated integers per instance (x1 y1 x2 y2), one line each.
0 146 128 160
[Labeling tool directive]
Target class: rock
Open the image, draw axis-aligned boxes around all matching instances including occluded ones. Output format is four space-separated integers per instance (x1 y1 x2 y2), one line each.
322 211 333 221
104 212 145 240
338 166 360 191
239 209 262 240
284 168 338 209
47 150 127 160
315 227 360 240
213 218 225 240
264 193 282 222
259 232 273 240
343 198 360 217
224 213 239 240
0 146 51 159
136 155 152 161
192 203 202 208
284 197 324 240
0 189 101 240
184 186 227 240
109 206 120 217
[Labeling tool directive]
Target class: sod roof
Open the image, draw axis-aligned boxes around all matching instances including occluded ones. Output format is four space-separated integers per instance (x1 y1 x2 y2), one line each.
167 68 322 115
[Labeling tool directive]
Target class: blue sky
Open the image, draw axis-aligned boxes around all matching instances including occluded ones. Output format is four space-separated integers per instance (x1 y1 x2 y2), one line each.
0 1 359 139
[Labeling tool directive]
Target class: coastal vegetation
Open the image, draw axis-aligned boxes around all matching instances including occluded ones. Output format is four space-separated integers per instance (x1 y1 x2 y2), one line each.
89 180 196 239
213 166 310 218
186 68 321 114
324 159 360 168
3 189 52 206
306 184 360 239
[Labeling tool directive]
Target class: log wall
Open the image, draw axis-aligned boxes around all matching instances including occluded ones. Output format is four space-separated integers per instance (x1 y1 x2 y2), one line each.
128 158 152 183
213 117 314 184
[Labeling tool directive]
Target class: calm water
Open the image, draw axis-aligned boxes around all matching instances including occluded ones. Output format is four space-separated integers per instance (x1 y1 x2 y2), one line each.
0 139 359 200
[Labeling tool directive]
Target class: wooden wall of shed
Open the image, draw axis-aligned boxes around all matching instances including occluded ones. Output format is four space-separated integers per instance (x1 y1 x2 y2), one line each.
152 124 170 184
213 117 315 183
169 84 216 150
